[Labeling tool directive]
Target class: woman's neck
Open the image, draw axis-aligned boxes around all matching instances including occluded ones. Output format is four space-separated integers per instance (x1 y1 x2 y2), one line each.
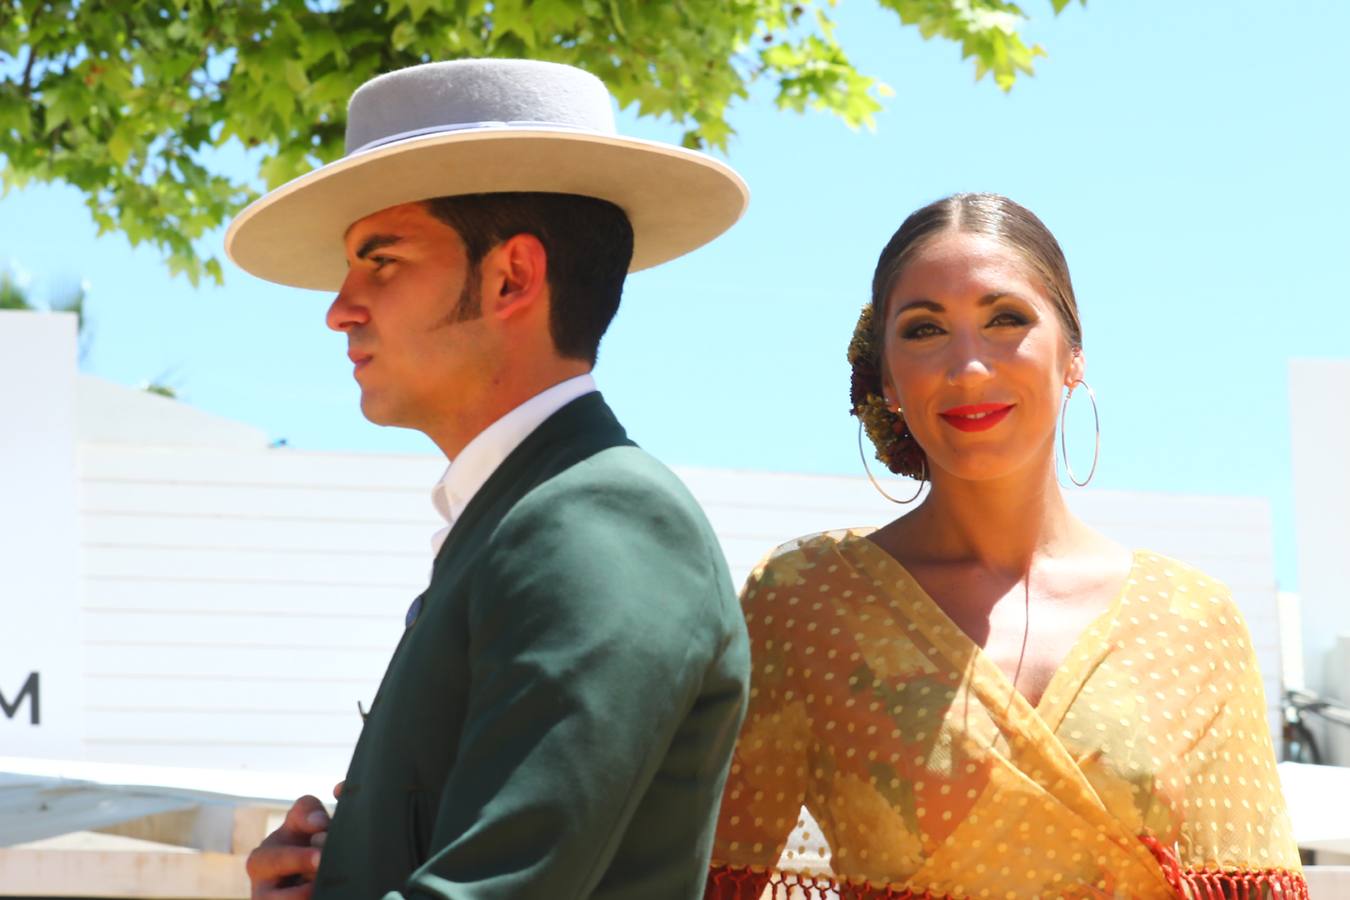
900 453 1085 575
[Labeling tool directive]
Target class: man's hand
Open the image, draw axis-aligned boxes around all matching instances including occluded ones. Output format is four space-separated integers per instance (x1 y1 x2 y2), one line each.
311 780 343 848
246 785 340 900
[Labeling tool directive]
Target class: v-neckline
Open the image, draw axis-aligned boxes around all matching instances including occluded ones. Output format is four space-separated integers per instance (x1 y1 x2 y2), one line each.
820 532 1183 897
839 531 1138 730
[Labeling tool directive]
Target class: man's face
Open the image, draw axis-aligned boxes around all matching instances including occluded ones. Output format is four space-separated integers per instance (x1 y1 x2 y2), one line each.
327 202 494 432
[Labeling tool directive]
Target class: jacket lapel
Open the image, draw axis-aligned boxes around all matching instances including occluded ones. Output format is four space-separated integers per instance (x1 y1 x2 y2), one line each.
426 391 632 594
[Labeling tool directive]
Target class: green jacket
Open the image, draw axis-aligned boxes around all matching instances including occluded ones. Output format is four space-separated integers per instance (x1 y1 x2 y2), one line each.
315 393 750 900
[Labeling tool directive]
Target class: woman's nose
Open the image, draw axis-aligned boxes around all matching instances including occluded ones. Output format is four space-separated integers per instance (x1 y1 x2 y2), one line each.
945 332 992 386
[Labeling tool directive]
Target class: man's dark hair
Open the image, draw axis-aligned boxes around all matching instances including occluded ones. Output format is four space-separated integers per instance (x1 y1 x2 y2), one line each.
423 193 634 365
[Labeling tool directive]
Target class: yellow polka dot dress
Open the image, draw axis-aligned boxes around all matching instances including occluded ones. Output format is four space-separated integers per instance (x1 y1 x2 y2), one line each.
706 531 1307 899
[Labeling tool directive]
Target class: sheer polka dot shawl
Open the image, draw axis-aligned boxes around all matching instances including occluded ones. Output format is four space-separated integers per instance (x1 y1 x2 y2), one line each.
706 531 1307 900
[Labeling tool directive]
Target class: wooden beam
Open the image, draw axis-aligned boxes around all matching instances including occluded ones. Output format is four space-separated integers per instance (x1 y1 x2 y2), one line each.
230 806 277 855
95 803 279 854
0 848 249 898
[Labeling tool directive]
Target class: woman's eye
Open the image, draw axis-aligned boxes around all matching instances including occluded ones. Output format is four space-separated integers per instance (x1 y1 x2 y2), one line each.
901 321 943 340
989 311 1028 327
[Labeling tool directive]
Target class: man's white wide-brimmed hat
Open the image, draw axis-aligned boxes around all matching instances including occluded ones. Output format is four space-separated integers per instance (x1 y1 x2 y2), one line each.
225 58 749 290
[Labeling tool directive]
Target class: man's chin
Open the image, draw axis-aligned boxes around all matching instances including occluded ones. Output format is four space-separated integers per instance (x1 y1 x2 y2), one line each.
358 394 397 427
358 391 434 435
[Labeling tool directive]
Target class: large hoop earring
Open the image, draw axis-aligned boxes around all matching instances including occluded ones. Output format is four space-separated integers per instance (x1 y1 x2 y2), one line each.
1059 379 1100 487
858 419 925 504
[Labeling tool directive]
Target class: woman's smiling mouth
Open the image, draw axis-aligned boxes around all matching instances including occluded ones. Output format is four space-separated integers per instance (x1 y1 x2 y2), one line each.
938 402 1015 432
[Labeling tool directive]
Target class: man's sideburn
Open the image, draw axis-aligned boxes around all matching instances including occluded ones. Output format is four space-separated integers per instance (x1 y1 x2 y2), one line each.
431 259 483 330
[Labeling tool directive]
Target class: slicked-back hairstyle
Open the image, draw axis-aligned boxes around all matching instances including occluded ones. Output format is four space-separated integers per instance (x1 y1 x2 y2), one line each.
423 192 634 365
871 193 1082 353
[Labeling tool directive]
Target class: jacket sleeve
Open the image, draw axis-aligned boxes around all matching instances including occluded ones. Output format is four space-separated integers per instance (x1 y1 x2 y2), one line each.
388 475 733 900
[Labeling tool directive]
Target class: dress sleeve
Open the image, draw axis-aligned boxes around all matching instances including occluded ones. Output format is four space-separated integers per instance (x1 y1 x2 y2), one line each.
387 480 738 900
1172 592 1307 898
707 549 814 898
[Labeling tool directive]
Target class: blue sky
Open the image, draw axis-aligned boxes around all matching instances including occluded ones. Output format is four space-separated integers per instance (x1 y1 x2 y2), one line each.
2 0 1346 589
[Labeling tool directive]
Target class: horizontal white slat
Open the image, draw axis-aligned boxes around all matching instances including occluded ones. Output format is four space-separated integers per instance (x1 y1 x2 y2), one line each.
1069 492 1270 528
84 709 362 746
82 513 436 557
80 480 437 525
82 609 404 650
678 467 1272 528
85 645 392 682
719 535 787 569
82 578 413 616
80 444 444 489
82 547 429 589
85 675 379 715
76 741 353 777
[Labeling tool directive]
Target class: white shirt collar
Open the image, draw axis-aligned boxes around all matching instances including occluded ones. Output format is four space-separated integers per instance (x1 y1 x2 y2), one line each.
430 373 597 555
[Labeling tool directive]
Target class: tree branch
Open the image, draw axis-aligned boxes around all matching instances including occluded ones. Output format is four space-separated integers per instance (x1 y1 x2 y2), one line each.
18 22 39 95
16 1 44 94
20 46 37 93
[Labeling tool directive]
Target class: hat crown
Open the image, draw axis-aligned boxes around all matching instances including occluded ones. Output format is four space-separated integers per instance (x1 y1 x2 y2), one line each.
344 59 617 155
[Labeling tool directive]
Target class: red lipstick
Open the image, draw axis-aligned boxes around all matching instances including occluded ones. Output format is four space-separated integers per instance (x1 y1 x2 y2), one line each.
939 402 1014 433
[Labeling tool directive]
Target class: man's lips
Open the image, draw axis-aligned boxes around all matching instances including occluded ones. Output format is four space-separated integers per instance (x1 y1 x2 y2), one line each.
349 351 372 372
938 402 1015 432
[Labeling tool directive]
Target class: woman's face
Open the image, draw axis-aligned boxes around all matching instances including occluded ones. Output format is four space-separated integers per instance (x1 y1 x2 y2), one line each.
880 230 1083 484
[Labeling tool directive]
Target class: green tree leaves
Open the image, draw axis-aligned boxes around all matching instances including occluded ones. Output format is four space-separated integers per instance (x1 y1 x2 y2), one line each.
0 0 1080 284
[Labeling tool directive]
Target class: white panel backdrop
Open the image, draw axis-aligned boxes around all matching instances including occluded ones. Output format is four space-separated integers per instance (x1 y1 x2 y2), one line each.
71 443 1283 780
0 311 84 759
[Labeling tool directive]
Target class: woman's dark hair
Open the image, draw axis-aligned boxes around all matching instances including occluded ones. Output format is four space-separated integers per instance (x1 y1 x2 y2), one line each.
853 193 1081 477
871 192 1081 351
424 192 634 365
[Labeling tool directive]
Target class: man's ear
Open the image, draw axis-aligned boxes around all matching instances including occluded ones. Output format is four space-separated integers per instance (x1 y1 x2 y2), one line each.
485 233 548 321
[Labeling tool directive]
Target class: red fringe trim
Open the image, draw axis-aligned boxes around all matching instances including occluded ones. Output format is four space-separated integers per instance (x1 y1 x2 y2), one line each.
1143 833 1310 898
1179 868 1310 900
706 865 947 900
705 863 1310 900
707 868 950 900
1141 833 1190 895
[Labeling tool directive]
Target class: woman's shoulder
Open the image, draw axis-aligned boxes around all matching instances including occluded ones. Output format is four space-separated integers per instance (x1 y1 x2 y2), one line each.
742 527 877 595
1129 549 1247 623
1130 549 1229 591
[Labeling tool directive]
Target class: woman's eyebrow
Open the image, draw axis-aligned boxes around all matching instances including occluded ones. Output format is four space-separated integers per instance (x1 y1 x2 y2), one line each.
895 299 943 315
894 292 1032 316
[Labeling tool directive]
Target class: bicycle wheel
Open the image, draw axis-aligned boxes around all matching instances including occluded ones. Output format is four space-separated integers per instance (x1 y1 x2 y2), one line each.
1282 719 1322 765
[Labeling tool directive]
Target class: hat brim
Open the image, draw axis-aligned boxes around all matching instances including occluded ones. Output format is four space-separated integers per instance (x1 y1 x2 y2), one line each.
224 128 749 291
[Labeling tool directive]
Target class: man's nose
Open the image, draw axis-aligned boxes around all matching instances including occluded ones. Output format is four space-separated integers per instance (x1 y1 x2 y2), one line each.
326 276 369 333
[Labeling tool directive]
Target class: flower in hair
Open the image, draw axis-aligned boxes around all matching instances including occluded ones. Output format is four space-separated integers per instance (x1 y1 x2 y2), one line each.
848 303 926 479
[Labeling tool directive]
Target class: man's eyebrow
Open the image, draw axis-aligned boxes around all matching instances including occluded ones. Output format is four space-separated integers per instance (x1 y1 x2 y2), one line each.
353 234 403 260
